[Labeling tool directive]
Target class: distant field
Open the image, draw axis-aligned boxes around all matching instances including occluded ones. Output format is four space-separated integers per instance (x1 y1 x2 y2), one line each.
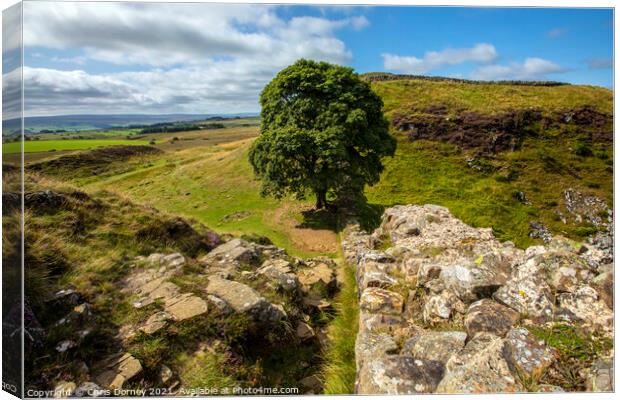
3 139 152 154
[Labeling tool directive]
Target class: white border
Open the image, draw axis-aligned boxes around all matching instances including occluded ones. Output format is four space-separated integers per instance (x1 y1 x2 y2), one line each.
0 1 616 400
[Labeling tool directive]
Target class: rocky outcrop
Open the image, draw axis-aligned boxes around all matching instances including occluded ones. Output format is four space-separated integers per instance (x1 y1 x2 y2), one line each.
345 204 614 394
205 276 286 322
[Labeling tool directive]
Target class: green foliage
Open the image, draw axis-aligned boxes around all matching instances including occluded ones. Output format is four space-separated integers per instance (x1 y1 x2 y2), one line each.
249 59 396 208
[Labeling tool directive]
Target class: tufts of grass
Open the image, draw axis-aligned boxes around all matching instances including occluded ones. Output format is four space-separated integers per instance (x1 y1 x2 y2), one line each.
526 323 613 391
174 351 239 390
527 323 612 362
321 263 358 394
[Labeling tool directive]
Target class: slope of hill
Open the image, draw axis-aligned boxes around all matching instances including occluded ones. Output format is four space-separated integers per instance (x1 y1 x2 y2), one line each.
10 75 614 395
365 78 613 247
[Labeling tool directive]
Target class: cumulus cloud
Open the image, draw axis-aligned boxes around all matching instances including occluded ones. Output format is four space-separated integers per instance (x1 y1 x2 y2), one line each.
382 43 497 74
12 2 369 116
586 57 613 69
22 2 365 67
471 57 568 80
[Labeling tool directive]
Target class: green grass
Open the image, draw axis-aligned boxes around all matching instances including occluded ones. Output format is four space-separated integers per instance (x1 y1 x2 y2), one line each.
372 79 613 118
366 135 612 247
81 138 336 258
527 324 613 362
174 351 239 390
3 139 152 154
321 263 358 394
366 78 612 248
526 323 613 391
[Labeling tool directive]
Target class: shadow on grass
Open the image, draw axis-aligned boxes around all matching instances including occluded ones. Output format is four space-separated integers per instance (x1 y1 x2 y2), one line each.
298 208 342 232
297 196 385 234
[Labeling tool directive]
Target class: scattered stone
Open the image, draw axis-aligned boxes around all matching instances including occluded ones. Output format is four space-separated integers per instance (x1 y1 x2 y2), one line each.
529 221 552 243
159 365 174 385
343 202 614 395
164 293 209 321
94 353 143 390
438 257 510 303
298 262 336 291
360 288 404 315
139 311 170 334
162 253 186 267
556 285 613 333
591 270 613 309
493 275 555 321
357 355 444 394
358 313 407 335
586 357 614 392
532 251 592 293
73 303 93 320
206 294 232 315
537 384 565 392
116 325 137 342
423 290 464 322
302 293 331 310
205 276 286 322
445 332 498 373
257 259 299 292
464 299 519 338
144 253 186 268
202 238 257 263
503 327 556 377
356 332 399 367
56 340 77 353
299 375 323 393
436 338 522 393
296 322 315 341
402 331 467 365
51 288 81 307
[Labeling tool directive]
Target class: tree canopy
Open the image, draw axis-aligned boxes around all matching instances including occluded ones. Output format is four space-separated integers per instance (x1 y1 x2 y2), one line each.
249 59 396 209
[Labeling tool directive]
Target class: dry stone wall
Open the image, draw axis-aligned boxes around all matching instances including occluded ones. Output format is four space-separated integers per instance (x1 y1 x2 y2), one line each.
343 204 614 394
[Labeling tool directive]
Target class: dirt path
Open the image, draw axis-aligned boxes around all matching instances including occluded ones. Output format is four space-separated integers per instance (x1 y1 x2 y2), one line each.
272 203 339 255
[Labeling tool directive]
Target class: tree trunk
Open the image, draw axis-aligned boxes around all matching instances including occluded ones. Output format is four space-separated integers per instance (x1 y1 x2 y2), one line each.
315 189 327 209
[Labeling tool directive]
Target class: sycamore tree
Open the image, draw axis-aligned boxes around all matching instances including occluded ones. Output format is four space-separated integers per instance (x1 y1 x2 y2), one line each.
249 59 396 209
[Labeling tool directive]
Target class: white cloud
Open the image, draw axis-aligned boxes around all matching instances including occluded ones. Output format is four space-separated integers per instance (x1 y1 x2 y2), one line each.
382 43 497 74
471 57 568 80
11 2 370 116
22 2 365 67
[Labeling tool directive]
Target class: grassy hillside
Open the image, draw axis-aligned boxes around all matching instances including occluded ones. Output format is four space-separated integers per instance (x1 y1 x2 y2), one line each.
26 126 339 258
11 170 329 393
3 139 153 154
11 78 614 395
372 78 612 118
366 78 613 247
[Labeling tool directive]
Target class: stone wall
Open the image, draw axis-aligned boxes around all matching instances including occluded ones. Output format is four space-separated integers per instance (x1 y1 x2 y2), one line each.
343 204 614 394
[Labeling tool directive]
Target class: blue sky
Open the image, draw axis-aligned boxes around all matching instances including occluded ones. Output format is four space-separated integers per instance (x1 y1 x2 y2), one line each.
3 3 613 116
